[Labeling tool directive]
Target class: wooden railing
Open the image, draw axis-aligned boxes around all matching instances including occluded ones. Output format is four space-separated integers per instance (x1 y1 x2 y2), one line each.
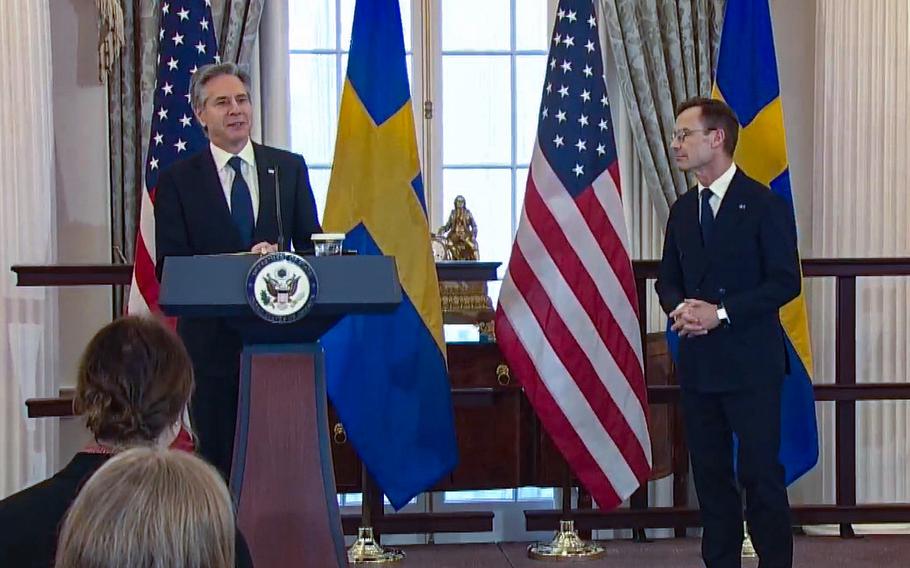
607 258 910 538
12 258 910 538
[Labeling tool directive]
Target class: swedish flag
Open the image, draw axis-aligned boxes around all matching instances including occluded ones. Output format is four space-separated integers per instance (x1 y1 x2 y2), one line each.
714 0 819 484
321 0 457 509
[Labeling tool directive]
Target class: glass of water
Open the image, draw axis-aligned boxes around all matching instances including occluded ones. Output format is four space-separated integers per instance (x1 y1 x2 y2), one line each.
312 233 345 256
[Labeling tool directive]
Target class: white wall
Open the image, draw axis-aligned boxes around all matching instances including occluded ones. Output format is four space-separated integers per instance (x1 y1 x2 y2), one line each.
50 0 114 463
772 0 817 253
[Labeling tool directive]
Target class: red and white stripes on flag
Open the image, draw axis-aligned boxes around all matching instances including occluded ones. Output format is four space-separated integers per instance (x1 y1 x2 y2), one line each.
496 144 652 510
127 188 159 314
494 0 651 510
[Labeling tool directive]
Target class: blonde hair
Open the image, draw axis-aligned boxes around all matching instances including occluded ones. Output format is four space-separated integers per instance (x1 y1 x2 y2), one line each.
55 447 235 568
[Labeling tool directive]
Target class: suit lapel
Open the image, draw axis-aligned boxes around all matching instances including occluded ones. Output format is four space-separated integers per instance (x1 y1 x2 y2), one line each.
252 143 277 243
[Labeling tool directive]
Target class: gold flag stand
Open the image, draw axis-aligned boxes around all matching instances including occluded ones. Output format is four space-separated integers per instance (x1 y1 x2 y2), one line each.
348 471 404 564
742 521 758 559
528 461 605 560
528 519 606 560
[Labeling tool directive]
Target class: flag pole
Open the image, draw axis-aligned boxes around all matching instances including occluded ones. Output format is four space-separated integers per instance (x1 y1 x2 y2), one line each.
347 468 405 563
527 449 605 560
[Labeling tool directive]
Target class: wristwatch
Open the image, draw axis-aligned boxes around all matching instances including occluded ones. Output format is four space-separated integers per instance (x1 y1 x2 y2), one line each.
716 303 731 326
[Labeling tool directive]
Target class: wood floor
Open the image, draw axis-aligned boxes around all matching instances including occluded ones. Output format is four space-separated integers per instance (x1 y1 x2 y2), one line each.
383 535 910 567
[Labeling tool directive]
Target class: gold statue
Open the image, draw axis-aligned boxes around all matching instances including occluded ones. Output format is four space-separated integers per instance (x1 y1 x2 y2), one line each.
431 195 493 335
437 195 479 260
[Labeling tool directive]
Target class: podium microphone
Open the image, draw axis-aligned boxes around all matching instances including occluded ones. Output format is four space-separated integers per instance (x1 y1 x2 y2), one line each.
268 166 285 252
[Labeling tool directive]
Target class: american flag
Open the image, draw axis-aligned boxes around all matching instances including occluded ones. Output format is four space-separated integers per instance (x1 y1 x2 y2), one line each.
128 1 219 315
494 0 651 509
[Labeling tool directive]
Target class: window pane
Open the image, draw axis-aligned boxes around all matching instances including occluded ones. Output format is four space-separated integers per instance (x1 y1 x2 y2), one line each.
515 0 550 51
515 167 529 231
444 324 480 343
488 280 503 308
401 0 413 52
289 0 336 51
337 492 362 506
337 493 404 506
444 489 515 503
517 487 555 501
515 55 547 164
341 0 412 52
407 55 413 89
289 54 339 166
307 167 331 222
442 168 512 264
442 0 510 51
340 0 354 51
442 56 511 165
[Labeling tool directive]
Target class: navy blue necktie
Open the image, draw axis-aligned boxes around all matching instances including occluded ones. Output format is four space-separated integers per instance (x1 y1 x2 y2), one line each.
228 156 254 248
700 188 715 245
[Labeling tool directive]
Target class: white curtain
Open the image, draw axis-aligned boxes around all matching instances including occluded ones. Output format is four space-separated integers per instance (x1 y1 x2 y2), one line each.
250 0 291 149
598 12 675 540
804 0 910 512
0 0 59 498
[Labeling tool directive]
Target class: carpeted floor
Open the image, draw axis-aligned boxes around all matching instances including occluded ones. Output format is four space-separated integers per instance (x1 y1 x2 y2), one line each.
384 535 910 567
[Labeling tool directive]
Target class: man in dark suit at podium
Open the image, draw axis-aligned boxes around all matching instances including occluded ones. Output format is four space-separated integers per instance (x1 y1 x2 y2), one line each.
155 62 322 478
656 98 800 568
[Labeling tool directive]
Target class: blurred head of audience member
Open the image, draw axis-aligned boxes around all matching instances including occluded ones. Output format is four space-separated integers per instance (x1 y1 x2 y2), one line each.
75 315 194 450
0 316 199 568
55 446 235 568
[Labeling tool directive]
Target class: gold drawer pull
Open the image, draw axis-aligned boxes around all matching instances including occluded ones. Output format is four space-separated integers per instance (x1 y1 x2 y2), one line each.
496 364 511 386
333 423 347 445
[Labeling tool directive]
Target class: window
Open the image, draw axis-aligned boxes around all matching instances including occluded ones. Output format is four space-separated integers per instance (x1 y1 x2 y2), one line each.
444 487 554 503
289 0 551 296
287 0 558 543
437 0 548 269
288 0 413 216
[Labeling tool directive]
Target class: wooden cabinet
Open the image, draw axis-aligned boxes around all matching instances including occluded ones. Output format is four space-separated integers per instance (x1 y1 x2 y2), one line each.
328 335 678 493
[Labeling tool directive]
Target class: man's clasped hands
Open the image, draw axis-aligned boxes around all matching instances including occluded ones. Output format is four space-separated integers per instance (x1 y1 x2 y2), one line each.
670 299 721 337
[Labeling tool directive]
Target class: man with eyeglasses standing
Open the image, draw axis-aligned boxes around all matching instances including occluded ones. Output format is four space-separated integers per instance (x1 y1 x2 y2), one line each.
655 97 800 568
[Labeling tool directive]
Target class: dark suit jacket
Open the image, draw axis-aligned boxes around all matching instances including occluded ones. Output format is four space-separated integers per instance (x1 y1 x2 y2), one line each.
154 143 322 376
0 453 253 567
655 169 801 392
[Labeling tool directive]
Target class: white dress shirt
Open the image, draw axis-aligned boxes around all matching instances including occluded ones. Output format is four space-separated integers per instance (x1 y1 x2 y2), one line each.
210 139 259 223
674 161 739 319
697 161 737 222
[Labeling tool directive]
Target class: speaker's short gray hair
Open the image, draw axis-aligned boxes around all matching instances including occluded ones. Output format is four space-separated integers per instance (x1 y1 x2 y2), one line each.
190 62 251 111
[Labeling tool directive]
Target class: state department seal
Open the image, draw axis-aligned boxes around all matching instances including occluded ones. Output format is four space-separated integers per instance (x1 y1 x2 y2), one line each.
246 252 318 324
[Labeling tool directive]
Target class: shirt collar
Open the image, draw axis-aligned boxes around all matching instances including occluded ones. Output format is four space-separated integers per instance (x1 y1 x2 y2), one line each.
697 161 737 200
210 139 255 171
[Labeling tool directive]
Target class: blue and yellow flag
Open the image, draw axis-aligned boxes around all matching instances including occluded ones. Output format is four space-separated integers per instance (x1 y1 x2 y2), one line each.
321 0 457 509
714 0 819 484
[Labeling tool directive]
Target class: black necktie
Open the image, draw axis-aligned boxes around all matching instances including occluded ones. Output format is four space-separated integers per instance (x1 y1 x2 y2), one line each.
700 188 715 245
228 156 254 248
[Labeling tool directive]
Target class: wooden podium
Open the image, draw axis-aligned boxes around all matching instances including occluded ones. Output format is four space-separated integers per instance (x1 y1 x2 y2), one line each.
159 254 401 568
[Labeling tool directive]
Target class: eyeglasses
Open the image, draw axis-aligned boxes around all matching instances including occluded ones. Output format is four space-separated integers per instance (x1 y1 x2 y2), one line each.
671 128 716 143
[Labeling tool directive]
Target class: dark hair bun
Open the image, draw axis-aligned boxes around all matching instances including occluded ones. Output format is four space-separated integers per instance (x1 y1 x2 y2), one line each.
75 317 194 444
